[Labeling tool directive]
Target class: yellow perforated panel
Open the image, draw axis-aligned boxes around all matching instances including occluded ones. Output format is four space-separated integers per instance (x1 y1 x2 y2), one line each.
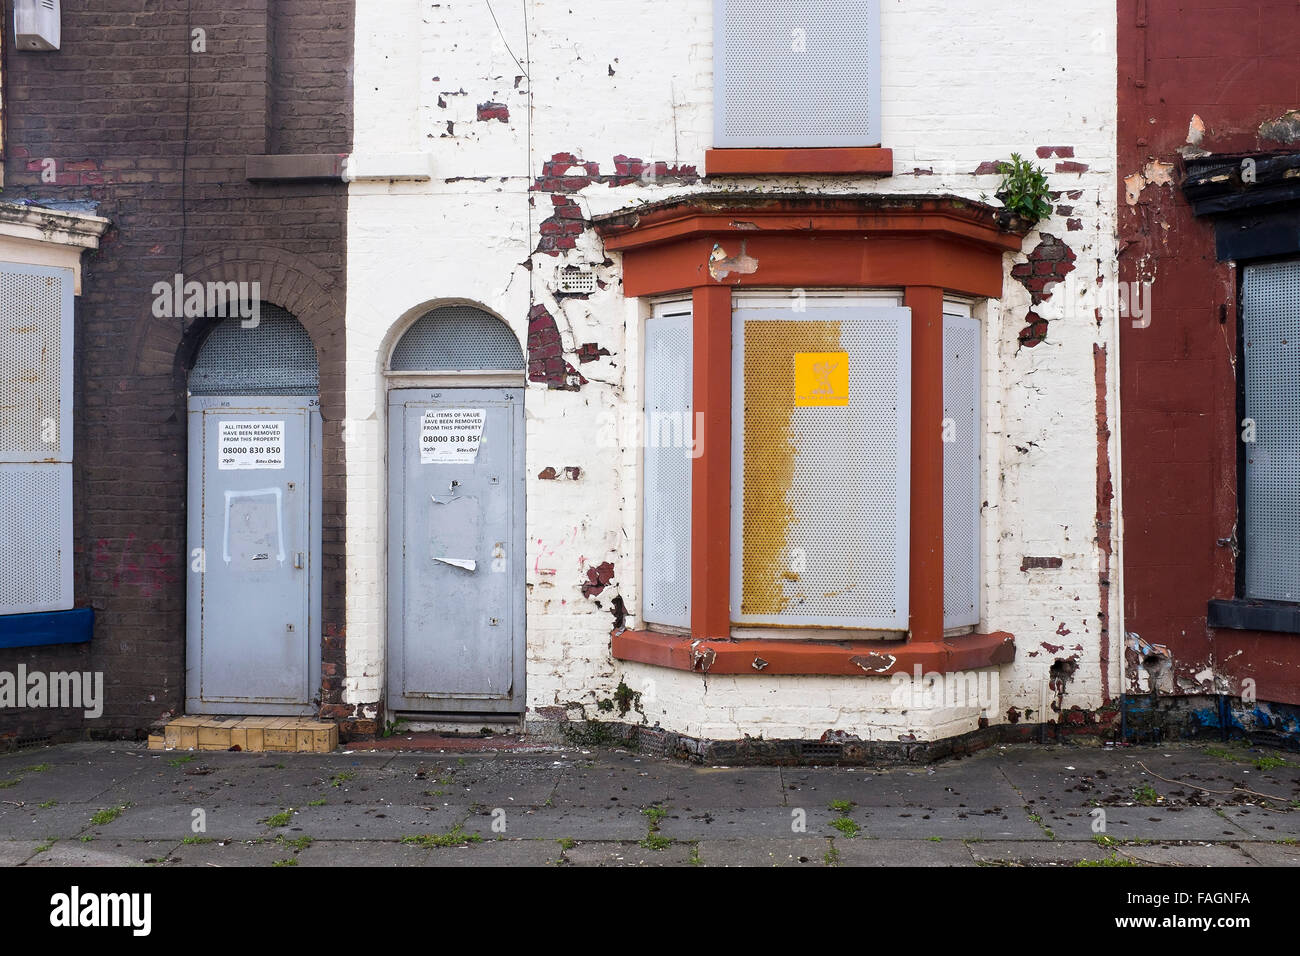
733 307 910 629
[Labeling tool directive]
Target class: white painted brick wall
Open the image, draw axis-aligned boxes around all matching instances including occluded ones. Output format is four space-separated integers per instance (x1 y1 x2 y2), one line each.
347 0 1121 741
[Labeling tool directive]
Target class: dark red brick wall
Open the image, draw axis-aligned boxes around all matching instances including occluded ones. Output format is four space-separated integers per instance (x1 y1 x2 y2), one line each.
0 0 353 743
1118 1 1300 704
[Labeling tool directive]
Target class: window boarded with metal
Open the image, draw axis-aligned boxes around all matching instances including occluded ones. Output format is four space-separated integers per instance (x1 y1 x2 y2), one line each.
943 312 981 629
189 305 319 395
1243 261 1300 602
390 305 524 371
714 0 882 148
642 303 693 628
0 262 75 614
730 303 910 630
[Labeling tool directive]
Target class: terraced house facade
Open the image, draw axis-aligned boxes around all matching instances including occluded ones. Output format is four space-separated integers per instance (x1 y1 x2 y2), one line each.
23 0 1273 758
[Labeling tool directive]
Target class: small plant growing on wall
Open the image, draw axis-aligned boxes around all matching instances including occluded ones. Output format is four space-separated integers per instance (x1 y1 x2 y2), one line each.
995 153 1053 225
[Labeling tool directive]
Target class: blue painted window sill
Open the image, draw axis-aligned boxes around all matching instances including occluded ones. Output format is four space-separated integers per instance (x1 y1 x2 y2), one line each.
0 608 94 649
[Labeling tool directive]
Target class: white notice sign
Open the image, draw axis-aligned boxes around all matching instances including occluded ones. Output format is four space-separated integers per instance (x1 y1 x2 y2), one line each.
421 408 486 464
218 420 286 470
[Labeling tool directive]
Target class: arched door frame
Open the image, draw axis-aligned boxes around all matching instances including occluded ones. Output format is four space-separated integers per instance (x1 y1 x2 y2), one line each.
185 308 323 716
379 301 527 722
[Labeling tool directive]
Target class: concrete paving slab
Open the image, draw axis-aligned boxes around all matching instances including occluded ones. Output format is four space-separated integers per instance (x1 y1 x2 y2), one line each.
0 804 97 840
782 759 1023 808
658 805 838 839
694 838 829 867
294 839 440 867
553 757 779 808
462 806 647 840
1116 842 1258 867
24 839 178 867
1219 805 1300 840
158 839 299 867
1241 841 1300 865
0 754 150 804
1036 805 1247 841
563 840 697 866
966 840 1110 865
83 803 272 841
858 806 1045 840
153 765 382 808
423 839 565 867
272 803 472 840
370 757 564 807
0 840 42 865
998 743 1300 812
830 837 976 866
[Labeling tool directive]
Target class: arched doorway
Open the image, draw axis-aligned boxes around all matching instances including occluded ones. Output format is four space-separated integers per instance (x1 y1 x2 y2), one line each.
186 306 322 715
386 305 525 717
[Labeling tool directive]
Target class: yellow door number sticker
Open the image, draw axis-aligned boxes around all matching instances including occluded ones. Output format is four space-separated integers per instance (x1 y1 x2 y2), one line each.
794 351 849 406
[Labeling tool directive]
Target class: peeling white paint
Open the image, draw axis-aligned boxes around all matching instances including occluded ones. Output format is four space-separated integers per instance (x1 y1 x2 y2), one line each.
346 0 1121 741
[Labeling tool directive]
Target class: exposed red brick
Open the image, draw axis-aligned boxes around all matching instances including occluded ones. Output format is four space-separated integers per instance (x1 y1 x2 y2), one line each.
581 561 616 597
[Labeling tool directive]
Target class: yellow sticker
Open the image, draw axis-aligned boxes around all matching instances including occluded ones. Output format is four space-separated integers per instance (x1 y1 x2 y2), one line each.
794 351 849 406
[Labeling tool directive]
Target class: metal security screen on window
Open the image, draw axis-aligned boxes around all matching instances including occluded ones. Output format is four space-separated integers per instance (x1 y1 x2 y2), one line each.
390 306 524 371
189 306 319 395
0 262 75 614
642 304 693 628
943 311 981 629
730 303 910 629
714 0 881 148
1243 261 1300 602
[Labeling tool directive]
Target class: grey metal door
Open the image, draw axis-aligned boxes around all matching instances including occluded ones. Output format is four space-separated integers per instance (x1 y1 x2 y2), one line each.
186 396 322 714
388 388 525 714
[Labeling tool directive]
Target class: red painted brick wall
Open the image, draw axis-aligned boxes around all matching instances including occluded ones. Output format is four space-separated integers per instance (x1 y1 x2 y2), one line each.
1118 0 1300 703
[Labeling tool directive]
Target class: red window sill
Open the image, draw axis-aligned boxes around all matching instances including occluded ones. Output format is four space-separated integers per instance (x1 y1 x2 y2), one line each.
612 629 1015 676
704 147 893 177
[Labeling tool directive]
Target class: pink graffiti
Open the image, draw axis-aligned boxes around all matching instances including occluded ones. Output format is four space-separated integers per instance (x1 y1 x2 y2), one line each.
90 534 181 597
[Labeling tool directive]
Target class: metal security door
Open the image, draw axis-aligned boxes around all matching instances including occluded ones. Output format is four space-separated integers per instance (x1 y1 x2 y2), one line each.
388 388 524 714
186 397 321 714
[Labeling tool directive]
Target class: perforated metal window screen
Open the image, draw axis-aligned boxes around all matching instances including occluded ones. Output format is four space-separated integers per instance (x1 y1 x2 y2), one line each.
0 463 73 614
943 313 981 628
714 0 882 148
1243 261 1300 602
189 306 319 395
642 307 693 628
0 263 73 462
730 305 910 629
390 305 524 371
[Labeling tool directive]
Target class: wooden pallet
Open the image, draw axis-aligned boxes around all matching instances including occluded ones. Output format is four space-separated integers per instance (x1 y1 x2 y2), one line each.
149 716 338 754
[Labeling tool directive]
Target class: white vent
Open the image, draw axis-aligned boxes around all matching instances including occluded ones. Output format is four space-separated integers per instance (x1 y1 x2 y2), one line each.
642 304 693 628
558 271 597 295
14 0 60 51
943 312 981 629
714 0 882 148
730 302 910 630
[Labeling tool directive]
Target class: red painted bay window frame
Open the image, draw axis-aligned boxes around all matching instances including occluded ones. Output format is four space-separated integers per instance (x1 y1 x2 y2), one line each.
593 195 1025 676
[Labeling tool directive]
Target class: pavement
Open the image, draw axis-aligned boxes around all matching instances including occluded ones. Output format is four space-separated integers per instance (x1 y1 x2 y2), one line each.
0 738 1298 867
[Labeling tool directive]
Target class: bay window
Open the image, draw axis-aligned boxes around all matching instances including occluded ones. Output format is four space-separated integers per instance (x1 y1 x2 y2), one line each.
597 194 1018 676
